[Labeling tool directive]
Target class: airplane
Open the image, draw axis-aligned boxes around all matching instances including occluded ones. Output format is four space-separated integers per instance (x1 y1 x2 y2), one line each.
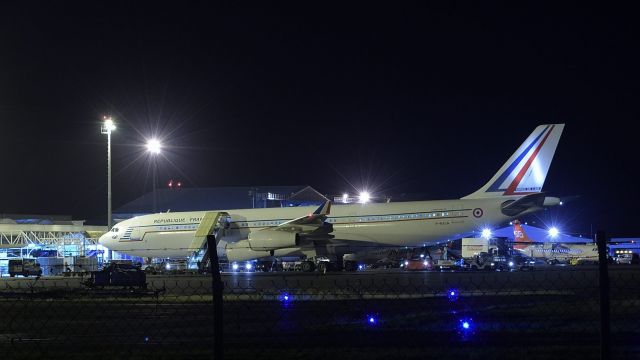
99 124 565 267
512 220 598 264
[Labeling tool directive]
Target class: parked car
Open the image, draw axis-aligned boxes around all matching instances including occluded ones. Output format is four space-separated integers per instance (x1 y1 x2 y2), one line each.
615 253 633 265
509 253 543 271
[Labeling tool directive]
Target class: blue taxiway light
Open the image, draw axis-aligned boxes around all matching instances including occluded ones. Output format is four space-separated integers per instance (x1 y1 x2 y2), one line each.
459 318 474 332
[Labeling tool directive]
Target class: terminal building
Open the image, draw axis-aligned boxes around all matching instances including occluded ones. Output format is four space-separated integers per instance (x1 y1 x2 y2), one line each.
0 214 107 276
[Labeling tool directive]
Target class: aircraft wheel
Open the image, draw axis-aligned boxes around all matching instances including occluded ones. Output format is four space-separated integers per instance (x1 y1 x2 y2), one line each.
470 265 478 271
344 260 357 272
301 261 315 272
317 262 328 274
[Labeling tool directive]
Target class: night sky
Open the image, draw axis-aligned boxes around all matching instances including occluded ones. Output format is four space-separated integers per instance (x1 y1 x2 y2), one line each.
1 3 638 237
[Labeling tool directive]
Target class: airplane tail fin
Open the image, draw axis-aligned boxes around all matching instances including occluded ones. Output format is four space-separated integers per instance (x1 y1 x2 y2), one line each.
462 124 564 199
512 220 533 250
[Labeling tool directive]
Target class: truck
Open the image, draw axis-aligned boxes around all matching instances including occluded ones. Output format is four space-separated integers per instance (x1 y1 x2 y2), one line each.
8 258 42 277
466 252 516 271
462 237 490 258
86 262 147 288
300 256 338 273
277 256 341 273
142 259 190 274
466 252 498 271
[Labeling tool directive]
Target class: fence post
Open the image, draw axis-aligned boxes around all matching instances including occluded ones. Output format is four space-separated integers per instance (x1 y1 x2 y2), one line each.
207 234 224 360
596 230 610 360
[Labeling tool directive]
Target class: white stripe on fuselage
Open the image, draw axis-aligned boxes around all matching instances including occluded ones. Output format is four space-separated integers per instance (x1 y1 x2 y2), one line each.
101 198 515 258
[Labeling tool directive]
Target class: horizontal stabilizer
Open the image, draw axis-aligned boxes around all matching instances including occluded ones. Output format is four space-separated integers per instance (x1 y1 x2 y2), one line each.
501 193 546 217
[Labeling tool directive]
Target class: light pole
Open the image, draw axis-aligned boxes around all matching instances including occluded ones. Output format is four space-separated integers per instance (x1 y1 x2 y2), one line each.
101 116 116 228
146 138 162 213
101 116 116 261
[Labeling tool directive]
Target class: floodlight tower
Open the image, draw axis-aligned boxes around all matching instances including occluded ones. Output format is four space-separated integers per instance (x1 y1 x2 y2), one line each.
359 191 370 204
146 139 162 213
101 117 116 230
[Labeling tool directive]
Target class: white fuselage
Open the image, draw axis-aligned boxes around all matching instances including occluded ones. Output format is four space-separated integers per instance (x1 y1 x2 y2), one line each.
98 123 565 261
99 197 517 260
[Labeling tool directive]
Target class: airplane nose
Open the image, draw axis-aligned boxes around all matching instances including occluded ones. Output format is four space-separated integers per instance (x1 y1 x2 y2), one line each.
98 233 109 247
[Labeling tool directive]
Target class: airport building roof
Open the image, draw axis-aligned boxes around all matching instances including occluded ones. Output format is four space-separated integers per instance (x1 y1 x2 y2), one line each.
0 214 75 225
0 214 107 249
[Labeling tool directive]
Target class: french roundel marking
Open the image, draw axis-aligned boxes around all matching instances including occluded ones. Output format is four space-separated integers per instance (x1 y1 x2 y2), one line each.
473 208 483 218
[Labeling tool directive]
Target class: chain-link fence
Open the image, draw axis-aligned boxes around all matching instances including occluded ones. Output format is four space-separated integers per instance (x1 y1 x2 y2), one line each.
1 264 639 360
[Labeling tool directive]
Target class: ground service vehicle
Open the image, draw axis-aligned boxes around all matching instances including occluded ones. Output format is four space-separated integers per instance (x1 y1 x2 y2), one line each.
462 238 490 258
403 257 434 271
296 257 336 273
435 259 462 270
8 259 42 277
87 262 147 288
467 253 497 271
509 253 540 270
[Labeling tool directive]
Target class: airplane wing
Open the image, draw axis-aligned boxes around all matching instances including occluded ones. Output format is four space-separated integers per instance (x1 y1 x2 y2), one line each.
226 201 335 261
277 201 331 228
256 201 334 239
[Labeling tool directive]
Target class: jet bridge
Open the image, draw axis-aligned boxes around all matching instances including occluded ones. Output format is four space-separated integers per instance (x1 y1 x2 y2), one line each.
188 212 230 273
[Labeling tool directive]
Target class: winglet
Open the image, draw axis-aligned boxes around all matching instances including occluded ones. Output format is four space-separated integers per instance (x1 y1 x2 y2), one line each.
313 201 332 216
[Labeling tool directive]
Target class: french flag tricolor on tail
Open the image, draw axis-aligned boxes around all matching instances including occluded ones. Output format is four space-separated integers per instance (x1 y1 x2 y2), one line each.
462 124 565 199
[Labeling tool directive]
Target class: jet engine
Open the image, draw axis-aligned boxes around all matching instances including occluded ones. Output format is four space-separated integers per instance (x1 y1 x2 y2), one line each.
225 239 303 261
225 240 271 261
248 230 300 251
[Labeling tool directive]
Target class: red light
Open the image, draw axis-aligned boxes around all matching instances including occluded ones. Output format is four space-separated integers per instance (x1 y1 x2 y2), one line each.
167 179 182 188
